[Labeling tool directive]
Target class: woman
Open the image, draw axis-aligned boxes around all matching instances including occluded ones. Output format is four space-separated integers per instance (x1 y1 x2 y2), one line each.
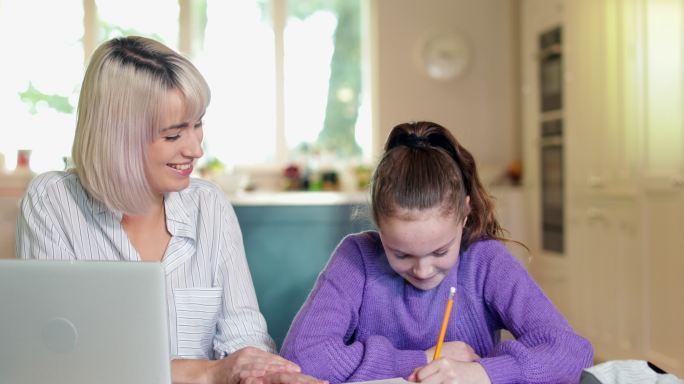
16 36 320 384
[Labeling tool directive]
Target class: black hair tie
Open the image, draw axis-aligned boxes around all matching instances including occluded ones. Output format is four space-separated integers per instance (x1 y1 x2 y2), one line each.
402 133 431 148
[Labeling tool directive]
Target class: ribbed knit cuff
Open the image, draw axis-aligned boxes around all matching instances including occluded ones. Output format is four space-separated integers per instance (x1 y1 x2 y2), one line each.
478 355 522 384
321 339 427 382
394 349 428 379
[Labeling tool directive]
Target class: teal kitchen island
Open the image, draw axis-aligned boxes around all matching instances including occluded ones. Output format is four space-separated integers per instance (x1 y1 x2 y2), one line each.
231 191 373 350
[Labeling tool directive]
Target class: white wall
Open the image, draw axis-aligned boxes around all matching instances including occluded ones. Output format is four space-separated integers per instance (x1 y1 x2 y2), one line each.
370 0 519 180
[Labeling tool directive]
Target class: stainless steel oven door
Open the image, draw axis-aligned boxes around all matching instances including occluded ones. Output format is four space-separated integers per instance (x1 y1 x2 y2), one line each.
541 134 564 253
539 27 562 112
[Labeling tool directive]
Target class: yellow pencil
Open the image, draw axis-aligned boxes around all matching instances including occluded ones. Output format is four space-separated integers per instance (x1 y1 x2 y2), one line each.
433 286 456 360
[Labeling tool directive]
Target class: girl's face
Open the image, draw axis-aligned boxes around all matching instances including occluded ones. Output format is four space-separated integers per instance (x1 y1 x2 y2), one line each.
379 206 466 291
146 91 204 197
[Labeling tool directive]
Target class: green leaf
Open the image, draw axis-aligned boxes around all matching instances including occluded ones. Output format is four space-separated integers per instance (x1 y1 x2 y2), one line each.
18 82 74 115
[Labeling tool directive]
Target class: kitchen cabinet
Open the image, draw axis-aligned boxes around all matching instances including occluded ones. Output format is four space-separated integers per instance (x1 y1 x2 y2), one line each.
567 197 642 361
636 2 684 370
641 185 684 374
565 0 640 197
522 0 684 375
520 0 575 321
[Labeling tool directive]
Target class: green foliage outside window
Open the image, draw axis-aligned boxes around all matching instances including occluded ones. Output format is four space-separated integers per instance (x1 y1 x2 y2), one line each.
17 21 159 118
289 0 363 158
18 82 74 115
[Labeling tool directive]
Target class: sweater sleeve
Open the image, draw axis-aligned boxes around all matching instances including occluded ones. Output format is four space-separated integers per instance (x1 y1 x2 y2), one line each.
280 234 426 383
477 244 594 384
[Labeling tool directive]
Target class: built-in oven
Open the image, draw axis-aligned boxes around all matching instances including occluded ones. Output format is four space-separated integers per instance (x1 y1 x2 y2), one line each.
541 119 563 253
539 27 562 112
539 26 564 254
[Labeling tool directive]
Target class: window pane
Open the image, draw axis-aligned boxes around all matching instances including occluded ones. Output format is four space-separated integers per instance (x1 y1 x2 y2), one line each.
0 0 83 173
194 0 369 168
95 0 178 47
285 0 369 163
195 0 277 166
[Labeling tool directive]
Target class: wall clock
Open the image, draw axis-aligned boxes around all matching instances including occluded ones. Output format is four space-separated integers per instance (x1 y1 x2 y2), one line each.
419 31 471 81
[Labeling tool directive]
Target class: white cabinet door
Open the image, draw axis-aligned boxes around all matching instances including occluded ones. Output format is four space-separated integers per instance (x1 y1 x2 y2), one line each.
565 0 640 197
641 186 684 375
523 1 684 376
567 198 642 361
639 1 684 182
636 0 684 374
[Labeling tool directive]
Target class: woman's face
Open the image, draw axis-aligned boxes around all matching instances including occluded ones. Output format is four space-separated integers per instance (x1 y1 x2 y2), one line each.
379 206 465 291
146 91 204 197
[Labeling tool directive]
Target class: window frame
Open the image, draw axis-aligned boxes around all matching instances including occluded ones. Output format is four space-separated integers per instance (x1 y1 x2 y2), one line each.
79 0 374 170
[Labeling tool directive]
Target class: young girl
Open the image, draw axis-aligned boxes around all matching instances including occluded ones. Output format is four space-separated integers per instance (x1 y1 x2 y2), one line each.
280 121 593 383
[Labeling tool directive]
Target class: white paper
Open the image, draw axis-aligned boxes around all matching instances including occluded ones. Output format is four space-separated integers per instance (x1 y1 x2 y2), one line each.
344 378 410 384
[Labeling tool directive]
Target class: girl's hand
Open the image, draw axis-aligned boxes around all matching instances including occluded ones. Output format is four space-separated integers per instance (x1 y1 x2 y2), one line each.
242 372 328 384
424 341 480 363
408 359 491 384
206 346 301 384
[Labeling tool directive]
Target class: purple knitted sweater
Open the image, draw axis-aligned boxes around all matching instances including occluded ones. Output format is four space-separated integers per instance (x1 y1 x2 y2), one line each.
280 232 593 383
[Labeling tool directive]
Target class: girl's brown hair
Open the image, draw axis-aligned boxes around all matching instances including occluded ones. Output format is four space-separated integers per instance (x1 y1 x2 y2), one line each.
370 121 508 250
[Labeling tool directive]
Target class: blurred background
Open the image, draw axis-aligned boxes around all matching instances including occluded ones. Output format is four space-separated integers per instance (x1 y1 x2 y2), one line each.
0 0 682 376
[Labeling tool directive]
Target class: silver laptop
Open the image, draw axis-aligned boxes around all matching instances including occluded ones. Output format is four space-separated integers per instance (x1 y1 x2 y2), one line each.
0 260 171 384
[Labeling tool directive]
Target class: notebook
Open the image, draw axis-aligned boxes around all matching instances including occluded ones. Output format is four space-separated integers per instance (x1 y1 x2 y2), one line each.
345 378 410 384
0 259 171 384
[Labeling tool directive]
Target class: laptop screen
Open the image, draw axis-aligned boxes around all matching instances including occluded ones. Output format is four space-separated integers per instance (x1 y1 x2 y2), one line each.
0 260 171 384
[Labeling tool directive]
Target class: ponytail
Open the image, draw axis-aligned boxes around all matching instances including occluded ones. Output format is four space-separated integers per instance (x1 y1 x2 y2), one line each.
371 121 514 249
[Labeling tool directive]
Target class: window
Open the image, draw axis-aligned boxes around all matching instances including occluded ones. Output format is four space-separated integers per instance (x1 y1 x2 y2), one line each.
0 0 370 175
0 0 83 173
95 0 179 47
194 1 278 165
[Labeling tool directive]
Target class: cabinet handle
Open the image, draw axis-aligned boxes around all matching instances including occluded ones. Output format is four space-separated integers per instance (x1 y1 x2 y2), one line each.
586 207 605 220
588 176 604 188
671 175 684 187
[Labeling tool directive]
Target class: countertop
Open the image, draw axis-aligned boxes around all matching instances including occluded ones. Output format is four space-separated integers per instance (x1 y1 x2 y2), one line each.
228 190 369 206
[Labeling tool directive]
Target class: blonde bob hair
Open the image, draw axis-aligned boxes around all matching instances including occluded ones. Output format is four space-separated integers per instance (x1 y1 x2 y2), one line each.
72 36 210 214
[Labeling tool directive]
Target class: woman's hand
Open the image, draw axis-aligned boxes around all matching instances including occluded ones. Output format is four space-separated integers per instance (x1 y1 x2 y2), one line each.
424 341 480 363
408 359 491 384
242 372 328 384
205 346 301 384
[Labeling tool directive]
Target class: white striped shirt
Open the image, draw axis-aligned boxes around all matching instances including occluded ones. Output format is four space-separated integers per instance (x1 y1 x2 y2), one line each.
16 171 276 359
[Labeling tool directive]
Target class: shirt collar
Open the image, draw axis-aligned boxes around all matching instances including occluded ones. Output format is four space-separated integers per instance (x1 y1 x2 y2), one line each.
93 190 196 242
163 190 197 241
